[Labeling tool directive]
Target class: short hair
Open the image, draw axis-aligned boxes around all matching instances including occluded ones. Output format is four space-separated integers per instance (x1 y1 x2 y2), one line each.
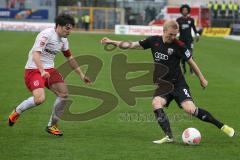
163 20 179 31
55 14 75 27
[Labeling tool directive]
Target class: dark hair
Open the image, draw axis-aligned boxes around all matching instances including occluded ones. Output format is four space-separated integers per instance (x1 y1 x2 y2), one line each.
180 4 191 14
55 14 75 27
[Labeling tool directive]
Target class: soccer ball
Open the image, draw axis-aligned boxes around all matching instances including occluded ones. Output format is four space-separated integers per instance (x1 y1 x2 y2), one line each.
182 128 201 145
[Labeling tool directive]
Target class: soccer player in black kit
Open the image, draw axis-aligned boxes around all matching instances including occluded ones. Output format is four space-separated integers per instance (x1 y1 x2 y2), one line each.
177 4 199 75
101 20 234 144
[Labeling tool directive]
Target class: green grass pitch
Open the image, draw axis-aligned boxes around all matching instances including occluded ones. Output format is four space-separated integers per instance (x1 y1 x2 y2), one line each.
0 31 239 160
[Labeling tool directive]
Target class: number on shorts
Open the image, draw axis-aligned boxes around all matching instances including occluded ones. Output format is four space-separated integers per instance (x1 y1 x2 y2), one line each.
183 88 191 98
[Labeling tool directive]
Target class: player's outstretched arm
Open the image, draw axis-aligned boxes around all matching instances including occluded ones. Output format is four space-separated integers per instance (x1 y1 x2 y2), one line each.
66 55 91 84
187 58 208 89
100 37 144 49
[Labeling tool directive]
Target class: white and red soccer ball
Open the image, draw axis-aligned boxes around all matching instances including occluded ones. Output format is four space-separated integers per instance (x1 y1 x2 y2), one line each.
182 128 201 145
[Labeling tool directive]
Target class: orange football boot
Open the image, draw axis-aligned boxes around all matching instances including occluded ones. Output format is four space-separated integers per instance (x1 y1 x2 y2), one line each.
8 110 20 126
46 125 63 136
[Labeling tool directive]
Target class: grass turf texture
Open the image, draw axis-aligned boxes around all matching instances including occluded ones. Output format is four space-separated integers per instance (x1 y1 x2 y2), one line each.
0 31 239 160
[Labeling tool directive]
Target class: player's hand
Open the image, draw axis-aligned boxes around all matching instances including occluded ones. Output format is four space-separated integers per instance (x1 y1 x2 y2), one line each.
101 37 112 44
195 34 200 42
81 75 92 84
41 70 50 79
200 78 208 89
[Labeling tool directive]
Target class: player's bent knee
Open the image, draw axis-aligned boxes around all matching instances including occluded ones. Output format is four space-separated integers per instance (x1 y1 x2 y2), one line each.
58 92 68 99
181 101 196 114
152 96 165 109
183 108 195 114
34 96 45 105
32 88 45 105
152 98 159 107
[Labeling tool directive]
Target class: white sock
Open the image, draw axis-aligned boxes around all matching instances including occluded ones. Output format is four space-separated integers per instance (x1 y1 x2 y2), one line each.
48 97 67 127
16 97 36 114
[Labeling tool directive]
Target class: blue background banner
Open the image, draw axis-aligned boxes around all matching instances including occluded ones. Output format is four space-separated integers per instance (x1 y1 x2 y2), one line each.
0 8 48 20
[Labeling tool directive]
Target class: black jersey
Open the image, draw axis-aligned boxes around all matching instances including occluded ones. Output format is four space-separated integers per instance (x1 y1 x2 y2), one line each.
176 16 198 43
139 36 192 84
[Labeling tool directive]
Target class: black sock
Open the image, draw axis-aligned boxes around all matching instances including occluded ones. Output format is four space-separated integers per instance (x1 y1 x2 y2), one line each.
194 107 224 129
154 108 173 138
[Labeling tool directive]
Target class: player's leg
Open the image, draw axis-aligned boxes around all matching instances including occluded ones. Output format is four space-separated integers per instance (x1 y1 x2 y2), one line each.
175 83 234 137
48 82 68 126
177 85 225 128
181 100 224 127
152 96 174 144
46 82 68 136
153 96 173 138
43 69 66 136
8 70 46 126
181 100 235 137
8 88 45 126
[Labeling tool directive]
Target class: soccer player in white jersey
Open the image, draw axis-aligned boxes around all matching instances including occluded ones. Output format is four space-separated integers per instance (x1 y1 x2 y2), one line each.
8 14 91 136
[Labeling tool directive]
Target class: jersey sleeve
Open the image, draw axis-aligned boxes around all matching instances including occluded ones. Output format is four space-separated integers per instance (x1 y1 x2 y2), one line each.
191 18 198 34
175 40 192 61
61 38 69 51
138 36 153 49
180 47 192 61
32 31 50 52
61 38 72 57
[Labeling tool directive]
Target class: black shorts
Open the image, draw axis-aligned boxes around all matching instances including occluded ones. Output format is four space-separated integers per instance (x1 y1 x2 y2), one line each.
153 78 193 107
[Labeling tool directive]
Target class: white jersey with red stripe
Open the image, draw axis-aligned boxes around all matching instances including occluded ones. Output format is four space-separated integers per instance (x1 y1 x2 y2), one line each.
25 28 69 69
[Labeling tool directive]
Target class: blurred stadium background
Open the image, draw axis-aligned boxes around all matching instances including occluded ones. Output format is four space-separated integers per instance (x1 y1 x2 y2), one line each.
0 0 240 160
0 0 240 35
